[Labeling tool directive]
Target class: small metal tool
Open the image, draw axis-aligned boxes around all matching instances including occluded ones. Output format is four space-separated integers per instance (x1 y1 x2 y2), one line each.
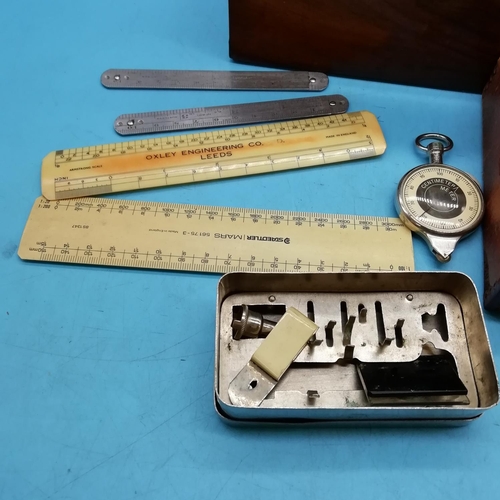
396 133 485 262
232 305 277 340
342 315 355 346
307 390 320 400
101 69 329 91
114 94 349 135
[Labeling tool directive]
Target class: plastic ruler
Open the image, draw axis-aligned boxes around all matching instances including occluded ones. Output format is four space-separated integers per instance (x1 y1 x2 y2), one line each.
18 197 414 274
41 111 385 200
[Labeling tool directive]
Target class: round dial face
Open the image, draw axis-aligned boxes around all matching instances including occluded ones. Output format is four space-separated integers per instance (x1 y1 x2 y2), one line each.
398 164 484 236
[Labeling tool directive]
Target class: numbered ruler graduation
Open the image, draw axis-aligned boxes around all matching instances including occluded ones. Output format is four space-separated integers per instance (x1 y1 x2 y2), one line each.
41 111 385 200
19 197 414 274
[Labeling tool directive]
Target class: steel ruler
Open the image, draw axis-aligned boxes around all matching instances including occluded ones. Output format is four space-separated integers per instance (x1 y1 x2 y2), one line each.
114 94 349 135
42 111 385 201
19 197 414 274
101 69 329 91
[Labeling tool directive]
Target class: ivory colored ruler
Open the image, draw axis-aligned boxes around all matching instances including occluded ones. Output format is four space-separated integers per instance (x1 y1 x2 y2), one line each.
19 197 414 274
41 111 385 201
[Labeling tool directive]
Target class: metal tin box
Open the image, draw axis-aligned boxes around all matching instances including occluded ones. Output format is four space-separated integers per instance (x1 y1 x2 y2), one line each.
215 272 499 424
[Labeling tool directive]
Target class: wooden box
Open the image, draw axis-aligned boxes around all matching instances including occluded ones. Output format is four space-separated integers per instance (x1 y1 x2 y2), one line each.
229 0 500 93
482 59 500 311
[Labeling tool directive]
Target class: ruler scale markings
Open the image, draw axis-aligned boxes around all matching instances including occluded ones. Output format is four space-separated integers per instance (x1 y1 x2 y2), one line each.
19 197 414 274
101 69 329 92
53 112 365 162
48 110 376 199
114 94 348 136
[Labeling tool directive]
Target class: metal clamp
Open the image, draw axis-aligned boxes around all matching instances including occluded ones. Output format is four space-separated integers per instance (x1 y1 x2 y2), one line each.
228 307 319 407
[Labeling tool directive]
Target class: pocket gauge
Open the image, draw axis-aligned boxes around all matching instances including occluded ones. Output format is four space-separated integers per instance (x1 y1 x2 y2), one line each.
396 133 484 262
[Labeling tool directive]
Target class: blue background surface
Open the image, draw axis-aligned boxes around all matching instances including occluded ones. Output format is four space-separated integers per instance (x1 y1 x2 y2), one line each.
1 1 500 498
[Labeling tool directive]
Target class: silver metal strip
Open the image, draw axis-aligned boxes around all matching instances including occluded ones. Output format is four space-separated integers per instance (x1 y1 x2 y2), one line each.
101 69 329 91
114 94 349 135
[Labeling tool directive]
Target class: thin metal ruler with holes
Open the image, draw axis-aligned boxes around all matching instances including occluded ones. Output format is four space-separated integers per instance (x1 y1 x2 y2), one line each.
41 110 385 200
114 94 348 135
101 69 329 91
18 197 414 274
